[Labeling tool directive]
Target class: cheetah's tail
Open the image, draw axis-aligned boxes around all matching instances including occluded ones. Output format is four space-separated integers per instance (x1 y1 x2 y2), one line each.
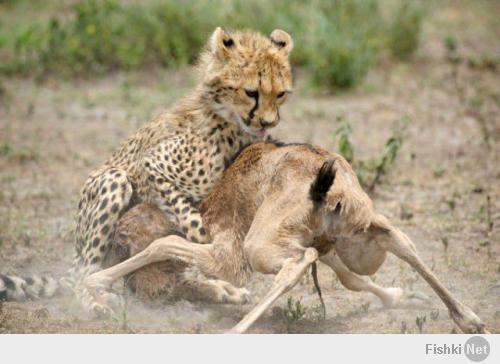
0 273 60 302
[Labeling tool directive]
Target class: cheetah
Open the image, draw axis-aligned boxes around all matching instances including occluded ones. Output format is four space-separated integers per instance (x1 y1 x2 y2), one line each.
0 27 294 314
87 141 488 333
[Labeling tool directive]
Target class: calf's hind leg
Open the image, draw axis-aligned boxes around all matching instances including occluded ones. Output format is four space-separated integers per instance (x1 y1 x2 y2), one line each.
85 235 249 305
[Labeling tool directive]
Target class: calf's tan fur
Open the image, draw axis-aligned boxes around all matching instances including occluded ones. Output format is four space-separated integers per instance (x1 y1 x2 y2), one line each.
87 142 488 334
104 204 249 304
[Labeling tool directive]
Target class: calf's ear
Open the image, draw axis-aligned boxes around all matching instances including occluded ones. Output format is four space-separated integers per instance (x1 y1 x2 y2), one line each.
309 159 336 204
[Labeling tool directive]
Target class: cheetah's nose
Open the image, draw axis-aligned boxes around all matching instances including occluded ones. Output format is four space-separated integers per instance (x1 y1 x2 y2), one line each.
259 119 273 128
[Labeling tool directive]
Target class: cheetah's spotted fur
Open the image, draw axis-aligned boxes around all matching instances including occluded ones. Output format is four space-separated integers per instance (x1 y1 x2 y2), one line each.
0 28 293 314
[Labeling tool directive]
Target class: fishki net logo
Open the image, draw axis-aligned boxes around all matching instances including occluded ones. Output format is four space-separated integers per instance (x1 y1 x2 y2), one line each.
425 336 490 362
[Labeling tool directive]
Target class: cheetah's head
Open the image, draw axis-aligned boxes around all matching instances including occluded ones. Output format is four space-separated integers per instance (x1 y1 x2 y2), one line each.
200 27 293 138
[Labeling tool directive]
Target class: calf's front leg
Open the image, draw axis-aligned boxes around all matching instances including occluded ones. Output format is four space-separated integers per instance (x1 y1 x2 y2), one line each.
373 214 488 334
320 250 429 308
228 247 319 334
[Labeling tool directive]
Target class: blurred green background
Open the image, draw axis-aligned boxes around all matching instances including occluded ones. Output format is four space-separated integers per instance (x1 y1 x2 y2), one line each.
0 0 424 90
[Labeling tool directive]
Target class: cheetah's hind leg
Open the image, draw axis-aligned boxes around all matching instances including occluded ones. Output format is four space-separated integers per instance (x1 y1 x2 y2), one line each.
74 167 133 317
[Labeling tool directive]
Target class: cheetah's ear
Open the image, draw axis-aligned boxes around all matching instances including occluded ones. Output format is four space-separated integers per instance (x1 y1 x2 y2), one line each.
210 27 235 60
270 29 293 56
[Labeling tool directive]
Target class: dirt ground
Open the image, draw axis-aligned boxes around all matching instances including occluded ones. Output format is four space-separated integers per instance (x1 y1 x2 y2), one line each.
0 1 499 333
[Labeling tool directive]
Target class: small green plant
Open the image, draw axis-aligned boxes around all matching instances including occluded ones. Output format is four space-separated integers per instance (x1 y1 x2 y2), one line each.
430 310 440 321
333 116 354 163
485 195 493 234
0 143 38 164
477 195 493 235
443 34 457 53
388 1 423 60
0 78 6 98
444 34 460 64
275 296 307 332
477 195 493 258
0 301 5 328
0 142 12 157
467 53 499 71
400 203 414 220
333 116 408 190
367 118 408 190
432 165 446 178
445 191 460 211
415 314 427 333
441 236 449 254
478 241 490 247
333 115 367 183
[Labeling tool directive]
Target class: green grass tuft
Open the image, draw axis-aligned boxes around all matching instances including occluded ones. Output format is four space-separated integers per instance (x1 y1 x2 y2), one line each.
387 1 424 60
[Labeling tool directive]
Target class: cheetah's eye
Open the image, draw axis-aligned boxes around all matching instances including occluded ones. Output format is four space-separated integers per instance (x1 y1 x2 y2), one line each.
277 91 286 98
244 89 259 98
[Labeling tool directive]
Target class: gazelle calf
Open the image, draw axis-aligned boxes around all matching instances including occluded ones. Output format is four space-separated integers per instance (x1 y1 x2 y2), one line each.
86 142 488 334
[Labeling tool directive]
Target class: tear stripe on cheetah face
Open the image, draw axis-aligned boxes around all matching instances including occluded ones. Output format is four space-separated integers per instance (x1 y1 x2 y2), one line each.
211 101 267 139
